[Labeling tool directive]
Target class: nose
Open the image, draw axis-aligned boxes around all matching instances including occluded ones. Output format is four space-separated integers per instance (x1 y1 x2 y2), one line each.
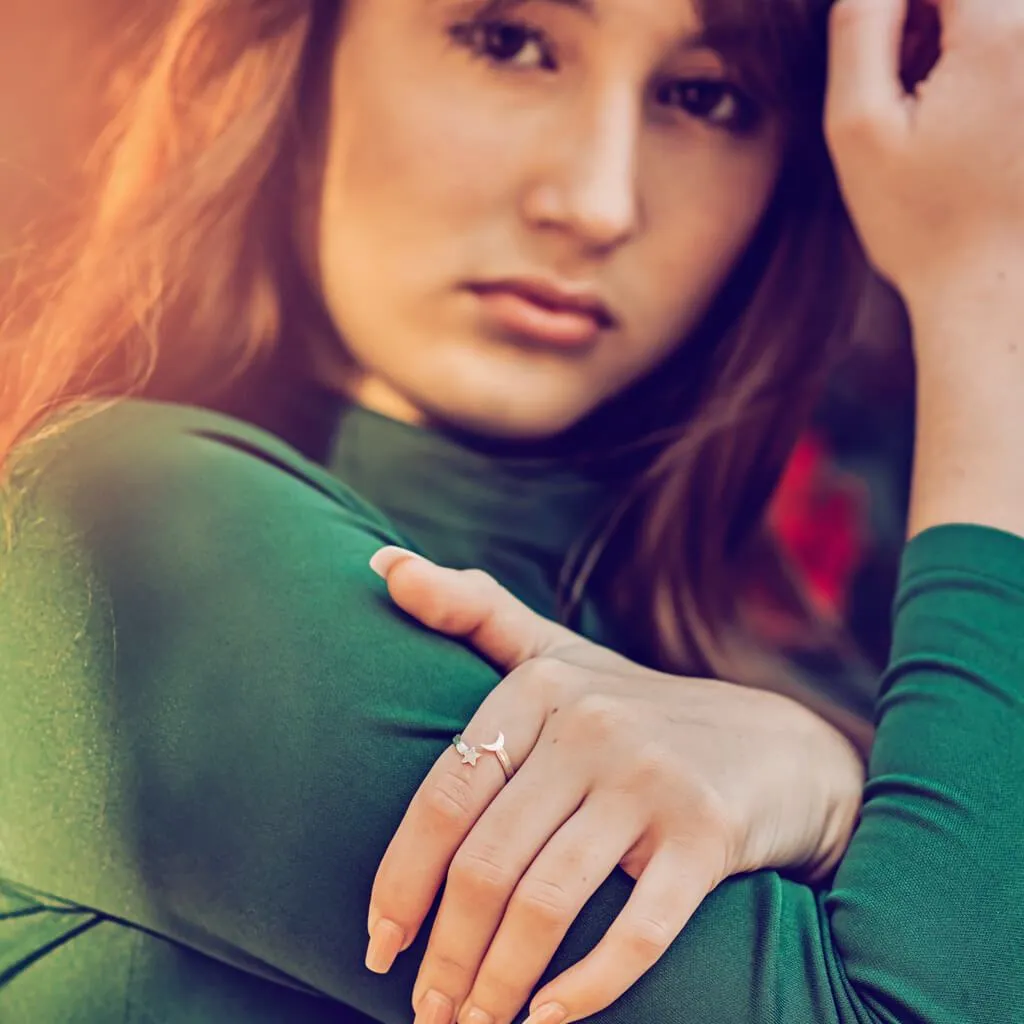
523 89 643 253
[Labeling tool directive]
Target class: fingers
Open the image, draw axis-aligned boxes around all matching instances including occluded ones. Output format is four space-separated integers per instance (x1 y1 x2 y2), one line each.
370 547 579 671
367 663 560 974
826 0 914 139
525 840 723 1024
455 793 642 1024
367 725 532 971
410 753 596 1023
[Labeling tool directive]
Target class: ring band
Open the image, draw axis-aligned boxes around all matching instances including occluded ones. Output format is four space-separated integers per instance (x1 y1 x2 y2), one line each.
452 731 515 782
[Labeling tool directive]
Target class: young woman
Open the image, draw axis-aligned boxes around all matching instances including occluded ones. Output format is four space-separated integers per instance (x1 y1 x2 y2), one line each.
1 0 1021 1023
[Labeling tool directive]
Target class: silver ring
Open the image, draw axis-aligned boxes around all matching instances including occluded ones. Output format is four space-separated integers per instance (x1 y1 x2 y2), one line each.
452 731 515 782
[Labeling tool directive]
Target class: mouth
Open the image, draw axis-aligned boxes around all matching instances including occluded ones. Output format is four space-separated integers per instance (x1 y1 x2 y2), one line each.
467 277 618 349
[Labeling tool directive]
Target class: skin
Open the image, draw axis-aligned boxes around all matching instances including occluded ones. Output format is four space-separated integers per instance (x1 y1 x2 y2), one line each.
368 548 864 1024
305 0 785 438
825 0 1024 543
294 1 790 1021
362 2 1024 1023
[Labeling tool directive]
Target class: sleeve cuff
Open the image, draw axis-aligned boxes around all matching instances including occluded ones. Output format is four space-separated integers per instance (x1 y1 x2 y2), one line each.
900 523 1024 592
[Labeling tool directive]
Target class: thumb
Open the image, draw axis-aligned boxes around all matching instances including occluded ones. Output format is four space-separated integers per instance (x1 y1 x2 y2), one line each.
368 546 578 670
826 0 915 138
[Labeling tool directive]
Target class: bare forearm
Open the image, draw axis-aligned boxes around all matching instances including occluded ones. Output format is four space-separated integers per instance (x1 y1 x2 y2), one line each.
907 287 1024 540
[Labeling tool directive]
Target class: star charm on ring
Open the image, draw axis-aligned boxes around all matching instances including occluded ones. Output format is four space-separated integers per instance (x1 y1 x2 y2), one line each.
454 732 506 767
452 732 515 782
454 736 481 766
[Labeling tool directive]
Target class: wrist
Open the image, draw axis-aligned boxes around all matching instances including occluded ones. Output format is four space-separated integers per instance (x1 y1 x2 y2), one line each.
909 337 1024 539
903 256 1024 368
903 255 1024 539
906 268 1024 420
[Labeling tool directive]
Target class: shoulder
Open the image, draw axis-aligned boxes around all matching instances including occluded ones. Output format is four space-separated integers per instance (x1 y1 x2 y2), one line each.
2 399 407 628
18 399 390 527
8 398 402 550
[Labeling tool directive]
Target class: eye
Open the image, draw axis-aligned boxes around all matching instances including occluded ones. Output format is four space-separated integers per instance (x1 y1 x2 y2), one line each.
655 78 762 134
450 19 557 71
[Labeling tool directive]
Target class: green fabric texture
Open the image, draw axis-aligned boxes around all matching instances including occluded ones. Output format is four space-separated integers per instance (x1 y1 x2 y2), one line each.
1 399 1022 1023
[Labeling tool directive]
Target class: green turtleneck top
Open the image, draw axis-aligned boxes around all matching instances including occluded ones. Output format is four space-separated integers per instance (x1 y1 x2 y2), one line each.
1 399 1021 1024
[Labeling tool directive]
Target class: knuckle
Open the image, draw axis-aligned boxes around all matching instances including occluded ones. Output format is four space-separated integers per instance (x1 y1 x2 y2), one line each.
693 782 734 834
423 948 475 983
662 797 736 883
567 692 628 742
422 770 478 830
448 847 517 902
824 105 885 152
624 741 675 789
515 656 571 704
679 779 735 845
468 970 525 1011
509 877 574 931
620 916 674 962
430 601 471 634
429 951 467 976
462 567 499 592
524 655 564 688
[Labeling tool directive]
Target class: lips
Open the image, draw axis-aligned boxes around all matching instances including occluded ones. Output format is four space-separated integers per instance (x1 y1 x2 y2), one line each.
469 279 617 349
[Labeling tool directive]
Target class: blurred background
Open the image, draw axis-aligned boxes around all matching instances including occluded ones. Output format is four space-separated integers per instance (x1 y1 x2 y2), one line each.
1 3 111 246
0 2 916 674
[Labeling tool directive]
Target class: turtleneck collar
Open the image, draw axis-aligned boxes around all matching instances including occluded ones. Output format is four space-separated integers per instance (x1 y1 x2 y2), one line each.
323 400 621 623
225 367 631 622
331 400 612 547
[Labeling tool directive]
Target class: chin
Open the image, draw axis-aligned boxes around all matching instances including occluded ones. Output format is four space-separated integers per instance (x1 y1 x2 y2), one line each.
364 339 612 439
419 388 596 440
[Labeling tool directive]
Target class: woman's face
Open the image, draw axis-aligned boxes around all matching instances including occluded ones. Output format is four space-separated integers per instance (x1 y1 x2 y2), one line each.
308 0 785 437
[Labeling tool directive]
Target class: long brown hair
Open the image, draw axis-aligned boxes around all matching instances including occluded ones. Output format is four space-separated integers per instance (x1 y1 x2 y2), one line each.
0 0 874 728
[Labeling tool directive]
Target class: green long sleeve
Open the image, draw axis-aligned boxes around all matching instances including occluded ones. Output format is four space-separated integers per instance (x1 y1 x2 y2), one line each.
1 401 1022 1023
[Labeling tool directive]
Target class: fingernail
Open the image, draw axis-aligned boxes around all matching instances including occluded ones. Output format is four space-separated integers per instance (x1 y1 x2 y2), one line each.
369 546 424 578
524 1003 568 1024
461 1008 494 1024
414 989 455 1024
365 918 404 974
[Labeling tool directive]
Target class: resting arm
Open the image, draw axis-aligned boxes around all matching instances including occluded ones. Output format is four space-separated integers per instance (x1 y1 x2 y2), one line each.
1 404 1021 1023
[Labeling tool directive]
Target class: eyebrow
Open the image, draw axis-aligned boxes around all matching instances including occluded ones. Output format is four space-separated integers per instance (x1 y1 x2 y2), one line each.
682 24 754 56
536 0 595 10
470 0 751 55
474 0 597 17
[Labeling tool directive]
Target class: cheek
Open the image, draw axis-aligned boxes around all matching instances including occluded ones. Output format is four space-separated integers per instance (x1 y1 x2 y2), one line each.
643 146 780 307
321 63 524 242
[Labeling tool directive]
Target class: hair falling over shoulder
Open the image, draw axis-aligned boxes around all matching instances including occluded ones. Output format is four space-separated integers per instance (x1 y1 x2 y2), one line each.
0 0 331 478
0 0 877 718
